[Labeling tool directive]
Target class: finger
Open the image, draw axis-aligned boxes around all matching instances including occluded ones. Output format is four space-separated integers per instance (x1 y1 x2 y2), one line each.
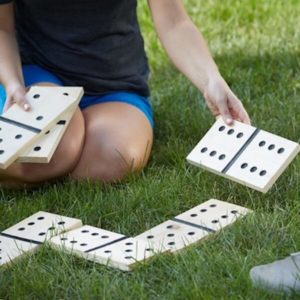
229 95 251 125
204 93 220 117
217 97 234 125
12 89 31 111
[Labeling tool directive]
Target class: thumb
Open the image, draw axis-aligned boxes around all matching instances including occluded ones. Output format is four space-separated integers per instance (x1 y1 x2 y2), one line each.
218 97 233 125
12 88 31 111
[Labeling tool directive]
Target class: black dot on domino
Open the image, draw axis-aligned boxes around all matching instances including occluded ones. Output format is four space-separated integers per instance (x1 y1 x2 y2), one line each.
259 170 267 176
34 146 41 152
218 154 226 160
241 163 248 169
259 141 266 147
36 116 43 121
33 94 40 99
201 147 208 153
268 144 275 150
209 150 217 157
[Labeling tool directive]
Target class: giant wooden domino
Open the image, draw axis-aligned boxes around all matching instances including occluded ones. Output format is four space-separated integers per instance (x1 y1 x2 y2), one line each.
135 199 250 253
50 225 155 272
49 199 250 271
187 119 300 193
17 110 75 163
0 86 83 168
0 211 82 266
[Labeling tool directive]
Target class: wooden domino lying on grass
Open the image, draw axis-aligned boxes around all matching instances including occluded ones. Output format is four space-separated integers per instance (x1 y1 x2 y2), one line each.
50 200 250 271
17 110 75 163
50 225 155 272
187 119 300 193
0 86 83 168
0 211 82 266
135 199 250 253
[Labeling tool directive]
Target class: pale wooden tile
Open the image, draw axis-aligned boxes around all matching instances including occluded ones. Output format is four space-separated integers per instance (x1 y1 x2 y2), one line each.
187 119 299 193
0 235 39 267
3 211 82 243
226 130 300 192
135 219 210 253
50 225 125 258
187 118 257 173
17 110 74 163
174 199 251 231
88 237 155 271
0 86 82 168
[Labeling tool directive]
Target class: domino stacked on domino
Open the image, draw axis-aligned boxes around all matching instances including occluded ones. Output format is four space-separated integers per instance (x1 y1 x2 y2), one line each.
187 119 300 193
0 211 82 266
0 86 83 168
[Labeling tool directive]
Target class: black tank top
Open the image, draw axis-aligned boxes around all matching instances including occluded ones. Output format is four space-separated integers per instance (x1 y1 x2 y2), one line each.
1 0 150 96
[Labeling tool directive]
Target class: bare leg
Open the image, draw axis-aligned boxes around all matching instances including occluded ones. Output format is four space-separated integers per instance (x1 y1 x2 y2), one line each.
71 102 153 182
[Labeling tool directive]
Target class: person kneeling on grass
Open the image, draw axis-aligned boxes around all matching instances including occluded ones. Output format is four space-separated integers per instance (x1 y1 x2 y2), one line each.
0 0 250 188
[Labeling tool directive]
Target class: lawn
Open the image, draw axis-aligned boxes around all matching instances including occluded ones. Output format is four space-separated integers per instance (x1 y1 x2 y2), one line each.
1 0 300 299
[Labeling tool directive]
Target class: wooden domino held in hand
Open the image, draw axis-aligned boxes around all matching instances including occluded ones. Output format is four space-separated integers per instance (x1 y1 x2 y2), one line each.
187 119 300 193
0 211 82 267
0 86 83 168
17 110 75 163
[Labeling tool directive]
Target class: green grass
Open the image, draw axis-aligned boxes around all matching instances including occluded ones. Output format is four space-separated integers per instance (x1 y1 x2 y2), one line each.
1 0 300 299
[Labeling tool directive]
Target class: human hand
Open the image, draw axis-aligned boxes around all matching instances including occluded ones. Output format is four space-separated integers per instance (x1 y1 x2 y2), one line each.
3 81 31 112
203 75 250 125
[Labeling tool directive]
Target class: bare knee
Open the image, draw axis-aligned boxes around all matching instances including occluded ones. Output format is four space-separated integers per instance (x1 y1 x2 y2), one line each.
72 142 150 183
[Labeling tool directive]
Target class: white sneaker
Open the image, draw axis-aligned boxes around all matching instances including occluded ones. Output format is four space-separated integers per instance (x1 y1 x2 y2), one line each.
250 253 300 294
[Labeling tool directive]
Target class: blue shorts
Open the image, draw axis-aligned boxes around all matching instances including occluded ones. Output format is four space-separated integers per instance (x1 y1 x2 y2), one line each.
0 65 154 127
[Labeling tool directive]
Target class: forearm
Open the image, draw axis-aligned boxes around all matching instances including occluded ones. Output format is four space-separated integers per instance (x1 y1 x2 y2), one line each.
0 30 24 88
155 19 220 93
